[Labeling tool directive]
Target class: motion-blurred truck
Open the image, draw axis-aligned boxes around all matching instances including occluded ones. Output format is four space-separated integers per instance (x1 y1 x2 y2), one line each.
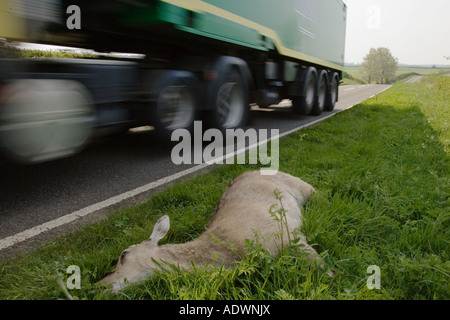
0 0 346 163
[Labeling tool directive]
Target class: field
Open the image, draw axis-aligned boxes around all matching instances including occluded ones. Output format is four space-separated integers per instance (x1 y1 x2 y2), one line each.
0 77 448 300
343 65 450 84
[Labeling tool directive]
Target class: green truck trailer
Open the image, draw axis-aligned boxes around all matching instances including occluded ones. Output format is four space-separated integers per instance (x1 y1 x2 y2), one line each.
0 0 346 163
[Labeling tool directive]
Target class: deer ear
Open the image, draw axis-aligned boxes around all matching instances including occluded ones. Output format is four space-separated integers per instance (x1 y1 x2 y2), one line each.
147 215 170 246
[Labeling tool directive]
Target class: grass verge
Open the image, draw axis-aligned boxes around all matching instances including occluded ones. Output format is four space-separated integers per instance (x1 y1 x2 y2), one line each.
0 78 448 300
0 46 99 59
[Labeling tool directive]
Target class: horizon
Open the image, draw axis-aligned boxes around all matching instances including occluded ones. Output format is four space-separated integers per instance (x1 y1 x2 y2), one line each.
344 62 450 68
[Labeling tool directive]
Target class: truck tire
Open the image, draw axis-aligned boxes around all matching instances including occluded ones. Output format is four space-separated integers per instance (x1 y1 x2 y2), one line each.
0 79 94 164
143 70 198 137
292 67 317 115
325 72 340 111
311 70 328 115
207 68 249 130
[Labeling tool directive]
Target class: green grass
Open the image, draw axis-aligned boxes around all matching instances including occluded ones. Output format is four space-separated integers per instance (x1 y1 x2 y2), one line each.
0 77 449 300
1 46 99 59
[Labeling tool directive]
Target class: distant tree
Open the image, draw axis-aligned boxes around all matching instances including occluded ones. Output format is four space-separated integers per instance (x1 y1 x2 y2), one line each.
362 47 398 84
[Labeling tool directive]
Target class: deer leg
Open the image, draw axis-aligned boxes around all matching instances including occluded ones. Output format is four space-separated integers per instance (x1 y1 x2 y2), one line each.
296 236 334 277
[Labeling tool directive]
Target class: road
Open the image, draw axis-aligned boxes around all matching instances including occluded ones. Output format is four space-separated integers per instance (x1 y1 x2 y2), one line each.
405 75 423 83
0 84 390 259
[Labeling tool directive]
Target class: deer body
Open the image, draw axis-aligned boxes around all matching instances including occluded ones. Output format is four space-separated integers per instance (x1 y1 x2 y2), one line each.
101 171 317 292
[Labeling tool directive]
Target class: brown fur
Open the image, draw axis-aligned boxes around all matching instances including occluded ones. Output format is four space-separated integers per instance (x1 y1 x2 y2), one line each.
101 171 320 292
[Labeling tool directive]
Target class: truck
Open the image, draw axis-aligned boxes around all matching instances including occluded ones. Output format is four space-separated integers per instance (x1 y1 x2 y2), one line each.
0 0 346 164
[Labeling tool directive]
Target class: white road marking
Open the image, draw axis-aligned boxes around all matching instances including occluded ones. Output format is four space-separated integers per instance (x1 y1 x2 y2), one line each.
0 85 392 251
0 164 210 251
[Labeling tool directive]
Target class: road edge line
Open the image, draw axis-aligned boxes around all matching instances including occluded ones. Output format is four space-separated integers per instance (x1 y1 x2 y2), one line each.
0 85 392 252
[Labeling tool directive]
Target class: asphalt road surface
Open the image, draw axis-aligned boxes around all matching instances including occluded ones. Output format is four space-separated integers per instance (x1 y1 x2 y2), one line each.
0 84 390 258
405 75 423 83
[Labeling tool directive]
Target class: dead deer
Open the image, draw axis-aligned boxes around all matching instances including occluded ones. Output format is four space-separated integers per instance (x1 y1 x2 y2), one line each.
100 171 327 293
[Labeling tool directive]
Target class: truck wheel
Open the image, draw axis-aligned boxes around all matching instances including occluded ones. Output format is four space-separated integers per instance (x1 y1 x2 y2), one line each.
144 70 198 137
0 79 94 164
155 84 196 132
311 70 328 115
292 67 317 115
208 68 249 130
325 72 339 111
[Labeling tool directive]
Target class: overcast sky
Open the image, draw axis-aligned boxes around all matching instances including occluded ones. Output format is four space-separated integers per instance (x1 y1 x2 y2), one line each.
344 0 450 65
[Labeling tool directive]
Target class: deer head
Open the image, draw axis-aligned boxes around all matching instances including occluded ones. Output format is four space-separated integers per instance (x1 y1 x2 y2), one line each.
100 215 170 293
